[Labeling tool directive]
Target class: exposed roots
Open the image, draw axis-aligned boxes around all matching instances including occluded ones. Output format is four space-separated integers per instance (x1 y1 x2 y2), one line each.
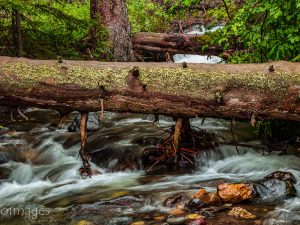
142 118 218 172
79 112 92 178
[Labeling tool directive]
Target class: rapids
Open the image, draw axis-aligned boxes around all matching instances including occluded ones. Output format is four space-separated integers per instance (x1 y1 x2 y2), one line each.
0 110 299 225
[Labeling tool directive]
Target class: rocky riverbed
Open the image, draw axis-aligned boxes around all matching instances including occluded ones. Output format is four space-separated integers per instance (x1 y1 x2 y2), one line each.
0 109 299 225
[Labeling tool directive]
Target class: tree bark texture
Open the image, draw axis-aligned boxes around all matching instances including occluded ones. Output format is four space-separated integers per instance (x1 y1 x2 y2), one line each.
0 57 300 121
90 0 135 61
133 32 224 56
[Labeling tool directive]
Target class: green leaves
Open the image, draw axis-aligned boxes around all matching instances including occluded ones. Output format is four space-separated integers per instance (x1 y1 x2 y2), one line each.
213 0 300 63
0 0 107 59
128 0 173 34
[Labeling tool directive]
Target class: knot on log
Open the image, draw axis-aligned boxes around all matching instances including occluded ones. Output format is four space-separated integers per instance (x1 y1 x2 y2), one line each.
126 66 147 92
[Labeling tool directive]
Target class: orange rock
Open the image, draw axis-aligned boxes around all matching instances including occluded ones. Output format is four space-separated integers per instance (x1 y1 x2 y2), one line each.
217 183 254 203
169 208 185 216
228 207 257 219
199 192 222 206
194 189 207 198
153 215 165 222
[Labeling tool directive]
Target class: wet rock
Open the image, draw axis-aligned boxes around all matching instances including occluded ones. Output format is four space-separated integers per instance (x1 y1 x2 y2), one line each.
196 192 222 206
0 167 11 180
194 189 207 199
228 207 257 219
263 179 296 197
153 215 166 222
169 208 185 216
186 198 206 211
71 195 145 212
187 218 207 225
166 216 186 225
185 214 204 220
217 183 255 203
253 171 297 201
0 152 10 165
163 194 183 207
130 221 145 225
264 171 296 184
68 112 103 132
76 221 93 225
202 203 232 213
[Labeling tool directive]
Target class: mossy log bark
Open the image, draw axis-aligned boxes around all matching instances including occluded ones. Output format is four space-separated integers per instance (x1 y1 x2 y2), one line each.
0 57 300 121
133 32 224 55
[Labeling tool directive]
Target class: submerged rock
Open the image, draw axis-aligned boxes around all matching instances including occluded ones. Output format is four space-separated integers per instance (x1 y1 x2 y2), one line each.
263 171 296 184
194 189 222 206
153 215 166 222
254 171 297 201
228 207 256 219
76 221 93 225
187 218 207 225
217 183 255 203
130 221 145 225
166 216 186 225
185 214 204 220
186 198 207 211
70 195 145 212
68 112 103 132
163 194 183 207
169 208 185 216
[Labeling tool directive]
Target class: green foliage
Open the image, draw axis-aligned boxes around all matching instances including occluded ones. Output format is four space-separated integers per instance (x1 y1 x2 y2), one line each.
0 0 108 59
213 0 300 63
255 120 273 139
128 0 173 34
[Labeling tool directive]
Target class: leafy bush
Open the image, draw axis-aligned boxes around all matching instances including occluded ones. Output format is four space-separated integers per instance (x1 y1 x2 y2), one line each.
128 0 173 34
213 0 300 62
0 0 108 59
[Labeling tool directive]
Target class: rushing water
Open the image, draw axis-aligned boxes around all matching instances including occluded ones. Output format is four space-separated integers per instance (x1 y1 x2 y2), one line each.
0 109 299 225
173 25 224 64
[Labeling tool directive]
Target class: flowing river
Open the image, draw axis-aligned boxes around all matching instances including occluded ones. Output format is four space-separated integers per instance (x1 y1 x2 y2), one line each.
0 109 299 225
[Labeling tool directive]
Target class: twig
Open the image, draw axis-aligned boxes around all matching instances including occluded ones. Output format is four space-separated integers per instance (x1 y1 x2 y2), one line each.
231 118 240 155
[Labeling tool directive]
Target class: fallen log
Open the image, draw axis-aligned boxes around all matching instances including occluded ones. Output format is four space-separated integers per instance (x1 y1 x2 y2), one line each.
133 32 223 55
0 57 300 121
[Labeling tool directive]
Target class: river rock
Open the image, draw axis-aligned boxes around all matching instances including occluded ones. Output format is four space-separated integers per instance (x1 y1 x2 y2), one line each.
264 171 296 184
195 191 222 206
163 194 183 207
130 221 145 225
169 208 185 216
255 171 297 200
166 216 186 225
194 189 207 198
71 195 145 212
187 218 207 225
68 112 103 132
228 207 256 219
217 183 255 203
76 221 93 225
153 215 165 222
185 214 204 220
186 198 206 211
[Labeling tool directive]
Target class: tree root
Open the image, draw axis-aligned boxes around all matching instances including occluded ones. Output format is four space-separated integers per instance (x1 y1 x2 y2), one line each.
142 118 219 172
79 112 92 178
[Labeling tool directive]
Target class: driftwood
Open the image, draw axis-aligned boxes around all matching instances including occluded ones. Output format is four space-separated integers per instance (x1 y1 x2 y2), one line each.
0 57 300 122
133 32 223 55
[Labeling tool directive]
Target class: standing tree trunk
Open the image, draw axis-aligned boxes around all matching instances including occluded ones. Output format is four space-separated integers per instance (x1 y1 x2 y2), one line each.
12 9 23 57
90 0 135 61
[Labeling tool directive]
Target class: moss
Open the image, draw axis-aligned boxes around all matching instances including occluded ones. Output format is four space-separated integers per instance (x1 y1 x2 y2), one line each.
1 62 299 101
193 35 210 45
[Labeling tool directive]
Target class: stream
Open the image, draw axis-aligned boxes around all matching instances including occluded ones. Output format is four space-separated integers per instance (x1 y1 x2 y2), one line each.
0 109 299 225
0 25 299 225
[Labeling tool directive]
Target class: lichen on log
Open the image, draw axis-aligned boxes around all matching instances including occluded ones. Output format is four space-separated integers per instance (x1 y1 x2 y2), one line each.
0 57 300 121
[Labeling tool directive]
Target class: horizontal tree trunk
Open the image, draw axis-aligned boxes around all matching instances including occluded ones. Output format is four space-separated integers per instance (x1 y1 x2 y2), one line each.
133 32 223 55
0 57 300 121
